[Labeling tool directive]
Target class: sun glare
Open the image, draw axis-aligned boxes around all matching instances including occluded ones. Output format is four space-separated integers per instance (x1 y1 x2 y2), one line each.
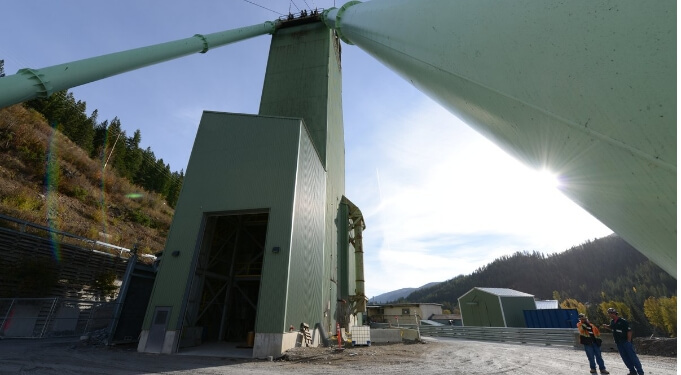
535 169 561 189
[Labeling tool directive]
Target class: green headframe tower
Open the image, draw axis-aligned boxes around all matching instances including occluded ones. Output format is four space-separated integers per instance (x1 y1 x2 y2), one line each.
137 18 366 358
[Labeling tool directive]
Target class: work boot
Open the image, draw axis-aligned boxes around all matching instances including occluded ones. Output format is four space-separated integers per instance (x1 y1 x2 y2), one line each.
589 370 596 374
599 370 609 375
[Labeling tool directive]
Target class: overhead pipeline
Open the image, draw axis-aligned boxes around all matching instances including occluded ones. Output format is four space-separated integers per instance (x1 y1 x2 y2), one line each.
323 0 676 277
0 21 276 109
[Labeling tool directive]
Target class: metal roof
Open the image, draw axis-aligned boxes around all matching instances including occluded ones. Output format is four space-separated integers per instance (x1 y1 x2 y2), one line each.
535 300 560 309
367 302 443 308
475 287 534 297
430 314 462 320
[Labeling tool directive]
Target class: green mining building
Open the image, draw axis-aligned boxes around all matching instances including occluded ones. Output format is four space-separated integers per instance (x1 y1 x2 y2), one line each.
137 19 366 357
1 0 672 360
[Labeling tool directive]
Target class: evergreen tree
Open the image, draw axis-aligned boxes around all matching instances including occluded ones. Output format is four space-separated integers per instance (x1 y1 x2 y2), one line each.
133 147 157 189
91 119 109 159
25 89 185 207
404 236 675 336
123 129 143 180
105 117 126 172
25 91 94 151
165 170 184 208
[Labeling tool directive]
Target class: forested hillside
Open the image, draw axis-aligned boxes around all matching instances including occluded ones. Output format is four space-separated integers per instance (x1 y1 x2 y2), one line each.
0 91 179 255
24 90 184 207
406 235 676 336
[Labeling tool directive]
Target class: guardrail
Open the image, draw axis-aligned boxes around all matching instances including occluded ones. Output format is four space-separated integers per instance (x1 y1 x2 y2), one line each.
418 325 578 347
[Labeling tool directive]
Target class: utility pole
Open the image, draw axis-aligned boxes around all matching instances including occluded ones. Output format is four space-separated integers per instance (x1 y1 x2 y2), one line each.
103 131 121 169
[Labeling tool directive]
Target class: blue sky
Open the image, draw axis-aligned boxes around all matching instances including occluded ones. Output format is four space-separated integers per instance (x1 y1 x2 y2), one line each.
1 1 613 298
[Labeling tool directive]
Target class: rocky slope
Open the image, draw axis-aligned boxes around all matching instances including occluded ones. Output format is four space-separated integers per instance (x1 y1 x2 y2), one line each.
0 104 173 256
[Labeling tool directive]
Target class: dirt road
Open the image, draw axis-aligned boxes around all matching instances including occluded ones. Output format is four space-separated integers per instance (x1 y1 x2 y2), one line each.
0 337 675 375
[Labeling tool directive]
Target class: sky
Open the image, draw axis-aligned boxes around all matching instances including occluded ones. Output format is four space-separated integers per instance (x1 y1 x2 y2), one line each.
1 0 613 298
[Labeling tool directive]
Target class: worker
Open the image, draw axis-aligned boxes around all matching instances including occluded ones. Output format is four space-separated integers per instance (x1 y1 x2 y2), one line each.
577 313 609 374
600 307 644 375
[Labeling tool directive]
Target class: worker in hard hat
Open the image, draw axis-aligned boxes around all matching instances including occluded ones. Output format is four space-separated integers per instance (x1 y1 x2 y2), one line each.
600 307 644 375
577 313 609 374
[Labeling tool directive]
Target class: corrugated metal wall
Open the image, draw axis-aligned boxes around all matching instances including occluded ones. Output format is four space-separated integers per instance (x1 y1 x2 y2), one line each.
499 296 537 328
458 290 505 327
259 21 345 334
142 19 347 341
143 113 305 333
283 124 326 331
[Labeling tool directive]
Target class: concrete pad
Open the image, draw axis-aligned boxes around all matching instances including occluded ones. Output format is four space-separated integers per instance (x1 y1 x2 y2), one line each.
177 341 253 359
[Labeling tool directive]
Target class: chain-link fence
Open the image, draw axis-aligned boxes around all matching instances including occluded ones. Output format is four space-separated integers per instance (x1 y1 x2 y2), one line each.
0 297 116 338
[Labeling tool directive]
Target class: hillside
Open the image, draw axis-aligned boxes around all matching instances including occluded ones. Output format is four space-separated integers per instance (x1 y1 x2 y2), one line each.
0 104 174 256
405 235 676 336
0 103 675 337
369 282 441 304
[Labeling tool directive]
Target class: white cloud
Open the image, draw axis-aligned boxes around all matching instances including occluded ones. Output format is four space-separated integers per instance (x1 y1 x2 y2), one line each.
350 99 613 297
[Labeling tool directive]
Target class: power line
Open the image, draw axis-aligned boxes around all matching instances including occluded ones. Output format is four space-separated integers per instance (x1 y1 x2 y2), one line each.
98 128 183 186
242 0 285 15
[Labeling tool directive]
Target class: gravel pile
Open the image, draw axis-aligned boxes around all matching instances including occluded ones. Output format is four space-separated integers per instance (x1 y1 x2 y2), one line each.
634 337 676 357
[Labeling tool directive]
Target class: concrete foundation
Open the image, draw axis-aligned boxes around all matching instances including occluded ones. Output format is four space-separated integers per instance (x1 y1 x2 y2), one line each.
253 332 300 359
369 328 403 343
137 330 148 352
137 329 179 354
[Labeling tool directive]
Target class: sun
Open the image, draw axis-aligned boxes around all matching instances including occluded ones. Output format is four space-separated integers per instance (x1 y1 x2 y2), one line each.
534 169 561 190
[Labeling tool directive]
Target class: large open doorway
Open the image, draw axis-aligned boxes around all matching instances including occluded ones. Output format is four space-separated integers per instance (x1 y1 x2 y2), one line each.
183 210 268 348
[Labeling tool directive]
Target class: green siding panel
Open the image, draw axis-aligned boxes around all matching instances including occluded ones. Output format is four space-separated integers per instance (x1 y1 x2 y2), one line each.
458 289 505 327
259 21 345 333
260 23 333 164
459 288 536 327
283 124 326 331
499 296 536 328
143 19 348 339
143 113 316 334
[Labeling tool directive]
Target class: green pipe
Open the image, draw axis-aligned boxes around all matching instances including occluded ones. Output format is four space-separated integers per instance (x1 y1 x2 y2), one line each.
0 21 276 109
322 0 676 278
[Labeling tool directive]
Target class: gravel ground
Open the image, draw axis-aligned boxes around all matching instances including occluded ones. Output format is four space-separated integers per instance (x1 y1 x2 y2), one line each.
0 337 676 375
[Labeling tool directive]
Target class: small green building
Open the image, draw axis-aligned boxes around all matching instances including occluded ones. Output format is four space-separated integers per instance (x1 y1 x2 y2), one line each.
458 287 536 328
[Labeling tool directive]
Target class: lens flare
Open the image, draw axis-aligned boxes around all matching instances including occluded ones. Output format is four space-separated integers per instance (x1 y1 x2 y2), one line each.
98 128 114 238
45 123 61 262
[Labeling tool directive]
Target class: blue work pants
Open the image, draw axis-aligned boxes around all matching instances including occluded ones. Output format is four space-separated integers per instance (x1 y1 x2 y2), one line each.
616 341 643 374
584 343 606 370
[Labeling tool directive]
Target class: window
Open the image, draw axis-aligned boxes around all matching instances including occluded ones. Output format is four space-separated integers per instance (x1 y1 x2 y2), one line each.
402 308 410 315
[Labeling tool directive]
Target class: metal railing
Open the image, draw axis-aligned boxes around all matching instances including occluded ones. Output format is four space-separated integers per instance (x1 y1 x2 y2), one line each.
0 297 117 339
0 213 156 260
418 325 578 347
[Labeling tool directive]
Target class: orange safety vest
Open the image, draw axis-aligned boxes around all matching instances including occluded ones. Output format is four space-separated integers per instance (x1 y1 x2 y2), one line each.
577 320 602 344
